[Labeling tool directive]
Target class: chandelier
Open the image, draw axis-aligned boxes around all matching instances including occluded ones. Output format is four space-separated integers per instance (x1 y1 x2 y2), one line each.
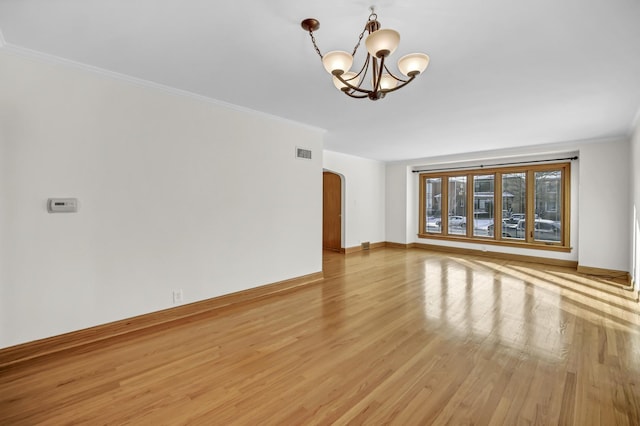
301 9 430 101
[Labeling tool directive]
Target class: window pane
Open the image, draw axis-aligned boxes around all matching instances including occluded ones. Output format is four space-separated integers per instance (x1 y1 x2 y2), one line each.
418 162 569 250
534 170 562 242
502 172 526 240
474 174 494 237
447 176 467 236
425 177 442 233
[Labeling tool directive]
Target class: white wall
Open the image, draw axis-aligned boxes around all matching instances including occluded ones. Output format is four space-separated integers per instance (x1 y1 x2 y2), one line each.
578 139 630 271
385 164 410 244
386 137 631 271
0 50 324 348
631 113 640 289
323 150 385 249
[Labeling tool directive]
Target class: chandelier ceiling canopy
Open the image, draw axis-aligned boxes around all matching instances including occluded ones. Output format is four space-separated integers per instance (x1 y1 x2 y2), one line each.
301 9 430 101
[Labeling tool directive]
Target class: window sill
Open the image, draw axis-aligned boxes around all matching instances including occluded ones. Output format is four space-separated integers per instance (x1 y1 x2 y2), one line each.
417 233 573 253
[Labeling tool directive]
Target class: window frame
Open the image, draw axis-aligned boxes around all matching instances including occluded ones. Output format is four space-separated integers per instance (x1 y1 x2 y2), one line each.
418 162 571 252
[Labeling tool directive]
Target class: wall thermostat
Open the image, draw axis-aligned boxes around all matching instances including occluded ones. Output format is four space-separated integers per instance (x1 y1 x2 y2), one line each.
47 198 78 213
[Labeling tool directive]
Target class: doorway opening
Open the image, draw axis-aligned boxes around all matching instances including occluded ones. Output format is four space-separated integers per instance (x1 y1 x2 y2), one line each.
323 171 343 252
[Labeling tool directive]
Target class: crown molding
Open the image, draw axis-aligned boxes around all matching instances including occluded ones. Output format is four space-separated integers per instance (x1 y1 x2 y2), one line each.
0 43 326 135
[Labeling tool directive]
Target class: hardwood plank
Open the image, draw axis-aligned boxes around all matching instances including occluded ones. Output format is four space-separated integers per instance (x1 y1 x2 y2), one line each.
0 271 323 369
1 248 639 425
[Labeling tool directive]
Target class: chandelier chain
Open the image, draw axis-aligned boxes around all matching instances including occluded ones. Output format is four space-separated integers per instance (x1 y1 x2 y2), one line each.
351 23 368 57
351 11 378 56
351 12 378 56
307 30 323 59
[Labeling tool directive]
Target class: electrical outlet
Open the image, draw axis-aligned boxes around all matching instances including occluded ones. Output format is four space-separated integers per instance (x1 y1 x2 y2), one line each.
172 289 183 304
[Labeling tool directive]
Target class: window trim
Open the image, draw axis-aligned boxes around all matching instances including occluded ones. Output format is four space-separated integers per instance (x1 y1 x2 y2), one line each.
418 162 571 252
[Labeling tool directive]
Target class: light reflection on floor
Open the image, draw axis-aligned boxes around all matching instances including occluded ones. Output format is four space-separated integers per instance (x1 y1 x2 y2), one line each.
419 253 638 363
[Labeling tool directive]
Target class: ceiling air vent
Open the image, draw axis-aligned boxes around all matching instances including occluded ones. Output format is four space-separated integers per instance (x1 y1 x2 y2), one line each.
296 147 312 160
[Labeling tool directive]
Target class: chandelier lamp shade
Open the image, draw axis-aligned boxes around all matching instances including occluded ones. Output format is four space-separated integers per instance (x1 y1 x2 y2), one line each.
301 9 430 101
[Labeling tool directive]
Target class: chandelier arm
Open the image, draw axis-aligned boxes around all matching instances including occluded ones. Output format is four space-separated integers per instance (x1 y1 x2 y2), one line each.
373 56 387 93
371 56 379 92
349 54 371 92
382 63 409 83
334 73 372 94
343 91 369 99
353 55 370 82
380 75 417 94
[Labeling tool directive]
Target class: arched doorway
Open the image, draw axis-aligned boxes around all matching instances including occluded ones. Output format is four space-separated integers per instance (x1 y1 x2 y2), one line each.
323 171 342 251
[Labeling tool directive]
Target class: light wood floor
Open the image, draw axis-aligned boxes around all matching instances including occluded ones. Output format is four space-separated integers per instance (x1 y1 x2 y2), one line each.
1 248 639 425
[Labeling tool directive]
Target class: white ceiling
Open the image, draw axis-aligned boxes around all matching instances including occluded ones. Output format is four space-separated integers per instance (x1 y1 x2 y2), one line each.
1 0 639 161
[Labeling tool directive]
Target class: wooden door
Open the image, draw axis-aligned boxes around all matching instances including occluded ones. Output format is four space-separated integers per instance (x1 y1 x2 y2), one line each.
323 171 342 251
